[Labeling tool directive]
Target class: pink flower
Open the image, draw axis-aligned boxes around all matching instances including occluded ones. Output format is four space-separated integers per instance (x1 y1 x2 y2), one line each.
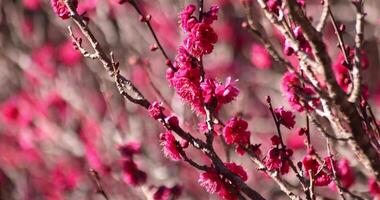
165 115 179 128
224 162 248 181
369 178 380 199
250 44 272 69
333 49 369 94
179 5 219 58
202 5 219 25
270 135 281 145
200 77 239 112
215 77 240 105
198 170 222 194
168 47 204 113
281 72 319 112
58 40 81 66
179 5 197 33
218 185 238 200
274 106 296 129
160 131 182 161
266 0 282 16
51 0 78 20
302 155 332 186
153 185 182 200
121 159 147 186
328 159 355 190
118 142 142 158
184 23 218 57
223 117 251 155
264 147 292 175
148 101 164 120
23 0 40 11
284 26 311 56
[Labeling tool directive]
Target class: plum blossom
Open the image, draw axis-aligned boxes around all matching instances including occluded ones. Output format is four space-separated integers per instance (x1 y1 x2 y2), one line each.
148 101 164 120
264 147 293 175
302 155 332 186
224 162 248 181
274 106 296 129
198 170 223 194
281 72 319 112
160 131 182 161
51 0 78 20
223 117 251 155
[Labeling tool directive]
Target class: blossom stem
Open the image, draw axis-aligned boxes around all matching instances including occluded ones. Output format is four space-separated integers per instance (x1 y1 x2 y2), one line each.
127 0 175 71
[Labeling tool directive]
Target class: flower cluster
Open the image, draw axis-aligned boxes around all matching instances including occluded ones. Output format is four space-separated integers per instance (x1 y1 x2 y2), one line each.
284 26 311 56
167 5 239 115
152 185 182 200
333 49 369 98
50 0 78 19
302 154 332 186
281 72 320 112
264 144 293 175
201 77 240 112
223 117 252 155
274 106 296 129
199 163 247 200
118 142 147 186
148 101 165 120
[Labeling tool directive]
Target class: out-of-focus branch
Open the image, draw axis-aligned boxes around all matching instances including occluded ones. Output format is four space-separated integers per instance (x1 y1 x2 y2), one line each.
286 0 380 184
242 1 328 100
287 0 344 101
316 0 329 33
348 0 365 103
325 139 346 200
89 168 110 200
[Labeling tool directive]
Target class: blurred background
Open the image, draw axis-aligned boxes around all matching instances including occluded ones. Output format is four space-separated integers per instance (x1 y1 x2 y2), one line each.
0 0 380 199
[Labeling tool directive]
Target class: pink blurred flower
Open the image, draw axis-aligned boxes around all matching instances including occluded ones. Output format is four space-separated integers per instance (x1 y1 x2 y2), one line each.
281 72 319 112
58 40 82 66
250 44 272 69
121 159 147 186
369 178 380 199
118 142 142 158
329 159 355 190
23 0 40 11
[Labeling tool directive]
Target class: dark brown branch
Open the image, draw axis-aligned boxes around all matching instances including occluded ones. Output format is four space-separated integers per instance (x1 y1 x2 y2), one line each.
89 168 110 200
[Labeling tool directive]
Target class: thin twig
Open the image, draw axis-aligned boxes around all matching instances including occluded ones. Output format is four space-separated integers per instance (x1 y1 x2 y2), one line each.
127 0 175 70
89 168 110 200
